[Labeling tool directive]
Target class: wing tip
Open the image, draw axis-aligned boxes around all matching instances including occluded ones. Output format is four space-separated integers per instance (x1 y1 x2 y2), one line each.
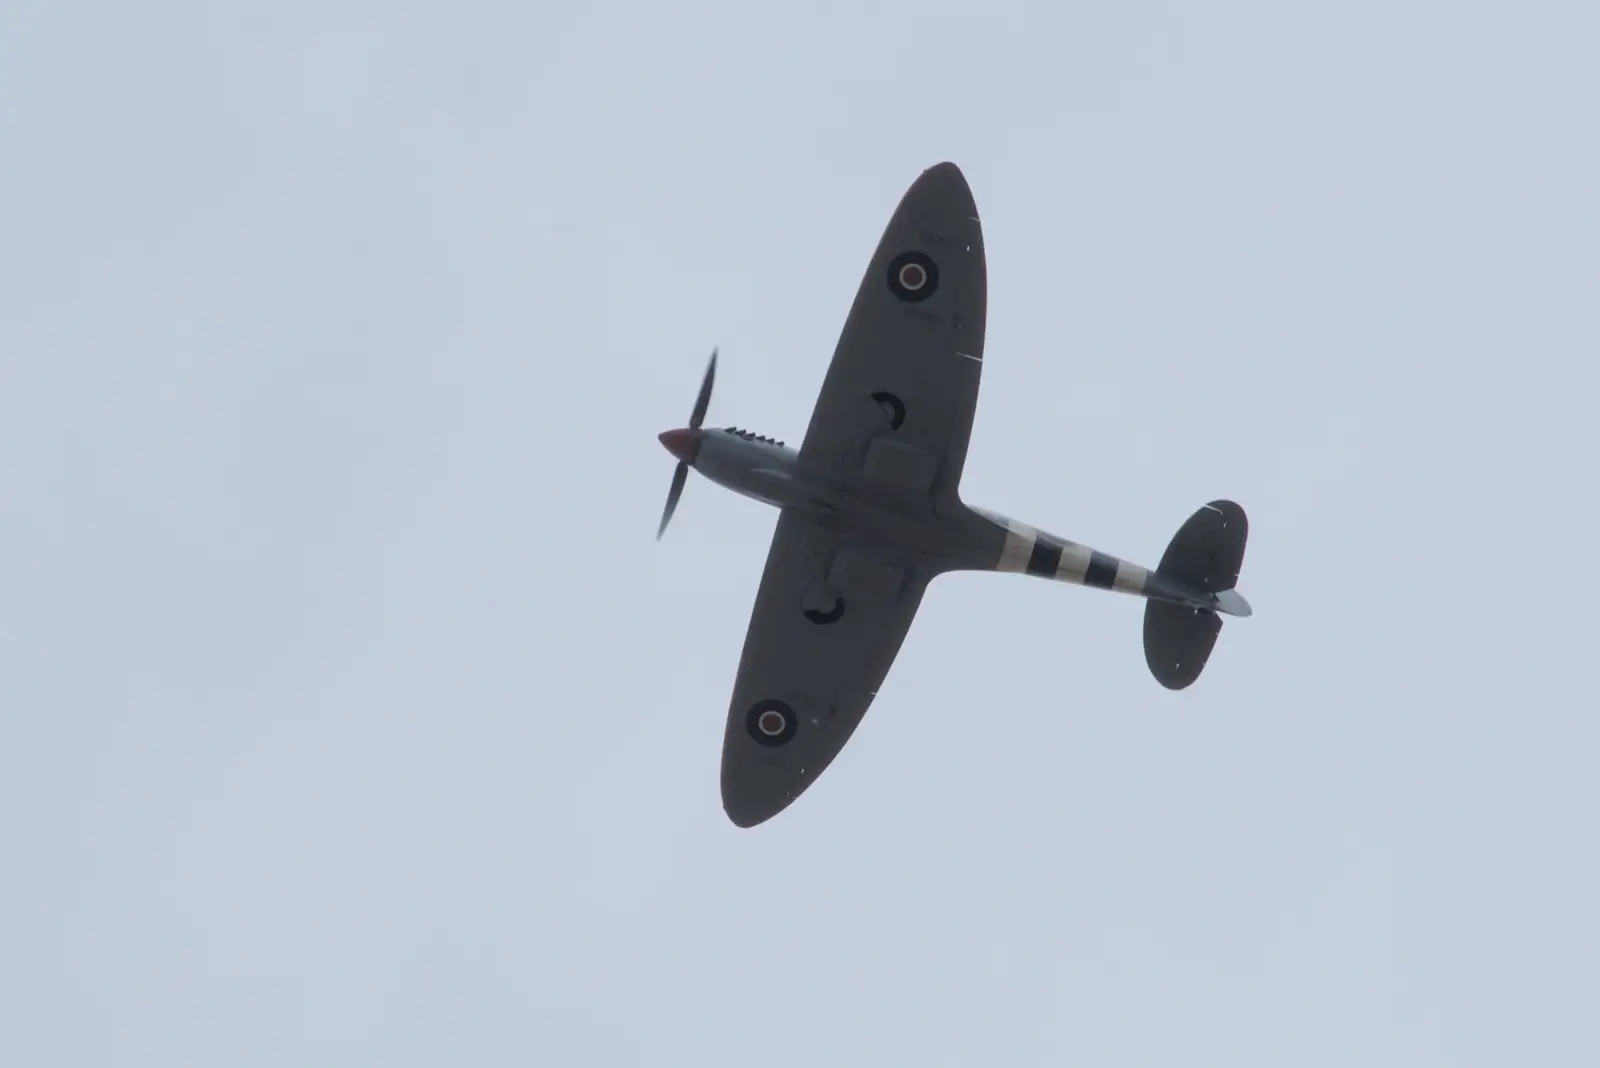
722 797 784 829
909 161 978 221
721 772 801 829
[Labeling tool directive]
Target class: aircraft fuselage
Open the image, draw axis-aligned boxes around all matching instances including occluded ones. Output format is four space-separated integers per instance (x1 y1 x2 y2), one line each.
656 426 1251 618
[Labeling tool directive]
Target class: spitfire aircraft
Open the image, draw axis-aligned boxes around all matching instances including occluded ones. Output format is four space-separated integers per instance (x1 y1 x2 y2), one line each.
657 162 1252 829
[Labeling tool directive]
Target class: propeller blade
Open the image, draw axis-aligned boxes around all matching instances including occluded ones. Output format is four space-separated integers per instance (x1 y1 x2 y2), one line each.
659 348 714 540
688 347 717 429
657 462 689 539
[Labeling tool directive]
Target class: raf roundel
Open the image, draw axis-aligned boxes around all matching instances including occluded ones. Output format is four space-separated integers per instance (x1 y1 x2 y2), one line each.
886 250 939 303
746 699 799 747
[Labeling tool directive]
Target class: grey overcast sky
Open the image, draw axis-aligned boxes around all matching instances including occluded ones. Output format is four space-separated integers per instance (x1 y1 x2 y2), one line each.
3 2 1597 1065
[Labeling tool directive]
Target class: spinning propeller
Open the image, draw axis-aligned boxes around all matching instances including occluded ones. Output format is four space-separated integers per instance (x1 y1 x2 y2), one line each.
656 348 717 539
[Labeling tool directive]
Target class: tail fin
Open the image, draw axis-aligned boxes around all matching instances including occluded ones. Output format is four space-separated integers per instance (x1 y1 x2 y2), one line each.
1143 500 1250 690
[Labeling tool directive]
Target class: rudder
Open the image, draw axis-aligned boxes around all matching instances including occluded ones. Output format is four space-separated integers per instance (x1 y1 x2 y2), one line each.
1143 500 1249 690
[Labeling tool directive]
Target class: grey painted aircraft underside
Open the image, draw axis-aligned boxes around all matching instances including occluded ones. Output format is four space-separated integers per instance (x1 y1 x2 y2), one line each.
657 162 1253 829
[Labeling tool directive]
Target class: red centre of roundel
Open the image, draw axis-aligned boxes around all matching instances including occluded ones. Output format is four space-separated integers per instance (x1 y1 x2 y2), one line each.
759 710 785 734
900 264 925 288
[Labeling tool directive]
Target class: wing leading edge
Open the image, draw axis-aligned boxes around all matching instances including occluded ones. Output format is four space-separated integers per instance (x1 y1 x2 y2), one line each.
720 508 932 827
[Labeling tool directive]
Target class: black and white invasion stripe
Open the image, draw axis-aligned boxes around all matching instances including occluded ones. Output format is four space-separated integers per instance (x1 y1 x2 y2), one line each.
996 519 1152 595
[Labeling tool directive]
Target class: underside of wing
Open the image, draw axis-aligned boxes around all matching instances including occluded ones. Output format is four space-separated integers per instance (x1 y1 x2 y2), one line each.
798 162 988 515
720 508 932 828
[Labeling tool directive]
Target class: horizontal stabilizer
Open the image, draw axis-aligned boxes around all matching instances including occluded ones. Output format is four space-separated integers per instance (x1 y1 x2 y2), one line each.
1143 500 1250 690
1155 499 1248 594
1144 602 1222 690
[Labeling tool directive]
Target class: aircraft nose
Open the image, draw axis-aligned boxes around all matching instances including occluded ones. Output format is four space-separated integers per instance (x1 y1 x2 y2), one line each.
658 428 700 464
